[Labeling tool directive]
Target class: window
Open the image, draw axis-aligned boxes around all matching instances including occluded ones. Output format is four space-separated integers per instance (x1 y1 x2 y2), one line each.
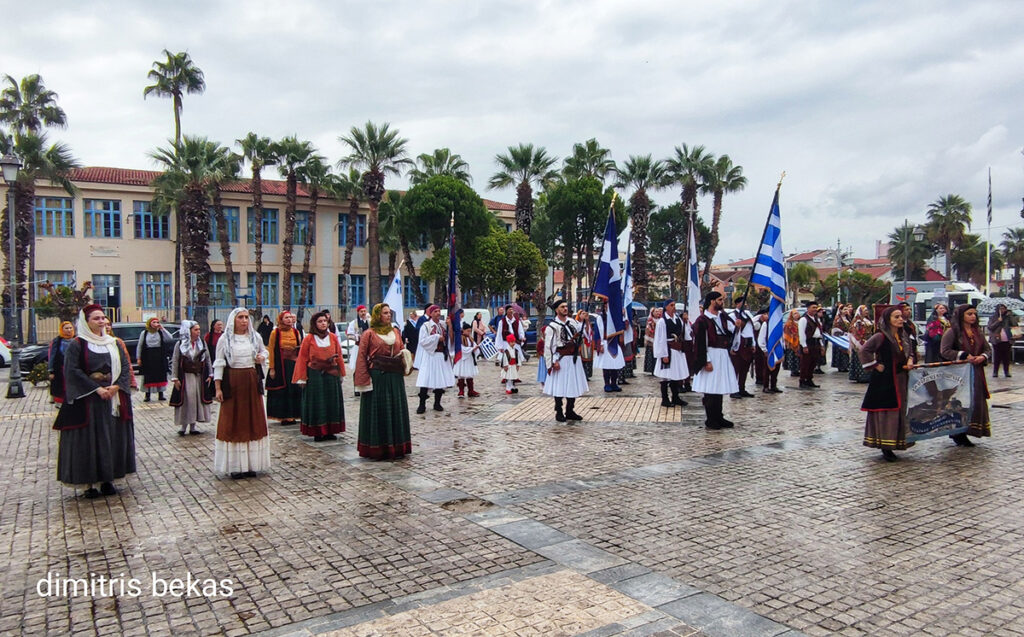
84 199 122 238
294 210 315 245
34 197 74 237
341 274 366 307
208 206 240 242
504 223 512 233
247 208 278 244
290 274 315 307
136 272 172 309
404 276 430 307
380 276 390 301
92 274 121 308
336 212 366 247
37 270 76 293
249 272 279 306
210 272 240 307
132 201 169 239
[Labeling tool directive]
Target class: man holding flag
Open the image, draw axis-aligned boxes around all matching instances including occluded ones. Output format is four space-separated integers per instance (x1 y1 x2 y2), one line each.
593 204 626 393
748 182 788 395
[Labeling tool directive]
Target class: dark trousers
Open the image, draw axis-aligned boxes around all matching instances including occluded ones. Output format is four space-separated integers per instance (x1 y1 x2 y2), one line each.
764 361 781 390
701 393 724 425
753 348 767 385
730 346 754 392
799 340 820 383
993 341 1012 376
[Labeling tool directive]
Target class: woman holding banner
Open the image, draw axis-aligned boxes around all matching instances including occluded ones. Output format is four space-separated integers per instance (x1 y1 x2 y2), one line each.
858 305 915 461
941 305 992 446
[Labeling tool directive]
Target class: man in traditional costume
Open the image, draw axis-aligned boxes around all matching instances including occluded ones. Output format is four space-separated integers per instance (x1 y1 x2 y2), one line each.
798 301 823 389
692 292 740 429
753 308 782 393
542 299 588 422
414 305 456 414
653 299 689 408
346 305 370 396
728 298 757 398
593 302 625 392
493 304 525 360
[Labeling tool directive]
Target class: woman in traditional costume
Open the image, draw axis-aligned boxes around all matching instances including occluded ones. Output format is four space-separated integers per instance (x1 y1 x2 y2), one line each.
48 321 76 404
292 311 346 442
577 309 595 379
169 320 212 436
213 307 270 478
266 311 303 424
643 306 661 375
55 304 135 498
205 319 224 353
941 304 992 446
783 310 801 377
858 305 915 461
136 317 173 401
830 304 852 372
848 305 875 383
353 303 412 460
924 303 951 364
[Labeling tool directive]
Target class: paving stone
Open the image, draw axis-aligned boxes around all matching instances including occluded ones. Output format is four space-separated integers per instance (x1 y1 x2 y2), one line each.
533 539 630 573
612 573 702 607
657 593 792 636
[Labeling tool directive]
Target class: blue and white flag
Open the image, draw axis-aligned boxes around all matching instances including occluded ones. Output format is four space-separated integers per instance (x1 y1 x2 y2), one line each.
447 217 463 366
749 189 787 369
822 332 850 351
593 205 624 354
382 267 404 329
686 213 701 319
621 228 634 322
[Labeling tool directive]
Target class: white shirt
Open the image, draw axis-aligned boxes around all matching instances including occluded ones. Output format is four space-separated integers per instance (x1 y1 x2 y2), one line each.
798 315 821 348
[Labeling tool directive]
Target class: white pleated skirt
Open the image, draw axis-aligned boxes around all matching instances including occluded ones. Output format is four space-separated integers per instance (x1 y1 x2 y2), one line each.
543 358 589 398
453 357 479 379
692 348 739 395
595 346 625 370
654 351 690 381
214 437 271 474
415 355 456 388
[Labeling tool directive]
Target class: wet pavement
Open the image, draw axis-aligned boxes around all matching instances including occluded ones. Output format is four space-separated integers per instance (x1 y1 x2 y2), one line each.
1 356 1022 636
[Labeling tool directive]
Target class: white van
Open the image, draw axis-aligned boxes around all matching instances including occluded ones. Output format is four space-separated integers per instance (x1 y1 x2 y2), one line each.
440 308 492 328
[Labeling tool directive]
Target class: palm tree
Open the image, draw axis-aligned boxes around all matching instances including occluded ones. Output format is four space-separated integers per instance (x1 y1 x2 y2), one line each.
150 136 218 309
563 138 616 182
408 148 471 185
295 154 330 311
1000 227 1024 297
924 194 972 279
700 155 747 278
788 263 818 306
338 122 412 307
614 155 667 302
275 136 315 308
144 50 206 319
379 190 423 304
236 133 279 309
664 143 714 210
488 143 559 237
887 226 931 282
950 233 1004 289
324 168 364 317
1 73 72 340
207 143 242 306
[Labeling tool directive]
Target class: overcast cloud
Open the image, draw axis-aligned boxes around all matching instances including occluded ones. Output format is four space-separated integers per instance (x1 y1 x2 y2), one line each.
4 0 1024 262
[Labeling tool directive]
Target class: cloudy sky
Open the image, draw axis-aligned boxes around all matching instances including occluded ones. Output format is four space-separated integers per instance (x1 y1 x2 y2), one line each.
5 0 1024 263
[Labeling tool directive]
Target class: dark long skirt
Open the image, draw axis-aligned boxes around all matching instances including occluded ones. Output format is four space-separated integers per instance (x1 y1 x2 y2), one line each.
832 348 850 372
582 360 593 379
643 346 655 373
267 358 302 420
57 397 136 485
784 349 800 376
967 364 991 438
863 371 913 450
300 369 345 438
848 352 871 383
358 369 411 460
140 344 169 389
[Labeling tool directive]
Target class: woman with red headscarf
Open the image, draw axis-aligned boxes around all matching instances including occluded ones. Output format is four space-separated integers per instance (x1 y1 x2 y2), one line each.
293 311 347 442
941 304 992 446
266 311 303 424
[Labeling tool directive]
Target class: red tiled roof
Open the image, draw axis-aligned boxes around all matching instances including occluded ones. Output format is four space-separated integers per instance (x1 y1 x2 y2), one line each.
728 257 757 267
923 269 947 281
787 249 825 262
67 166 514 210
852 257 889 266
855 266 892 279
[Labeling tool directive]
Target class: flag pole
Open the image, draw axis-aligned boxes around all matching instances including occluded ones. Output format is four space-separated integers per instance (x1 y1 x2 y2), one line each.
986 167 992 295
588 191 618 309
740 172 786 307
684 204 695 310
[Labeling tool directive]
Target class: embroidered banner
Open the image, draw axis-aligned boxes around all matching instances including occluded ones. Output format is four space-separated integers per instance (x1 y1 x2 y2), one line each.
906 363 973 441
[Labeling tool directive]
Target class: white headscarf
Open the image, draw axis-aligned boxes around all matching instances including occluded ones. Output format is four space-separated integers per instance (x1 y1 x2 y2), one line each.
220 307 264 368
75 308 122 414
177 320 203 355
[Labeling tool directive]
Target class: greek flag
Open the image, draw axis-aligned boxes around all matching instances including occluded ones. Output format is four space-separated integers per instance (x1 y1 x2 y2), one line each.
686 213 701 319
593 205 624 355
382 268 404 329
621 227 633 322
749 189 786 369
447 218 463 366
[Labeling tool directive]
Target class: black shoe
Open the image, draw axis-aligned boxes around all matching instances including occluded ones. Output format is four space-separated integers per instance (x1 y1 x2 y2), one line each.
190 429 202 435
705 421 723 430
566 411 583 421
661 398 672 407
770 388 783 394
720 418 734 429
739 391 755 398
433 404 444 412
325 434 338 440
814 368 825 374
671 397 688 407
100 482 117 496
881 449 899 462
178 430 186 437
730 392 743 399
230 472 246 479
512 387 519 393
555 411 566 422
143 394 151 402
158 393 166 401
314 435 325 442
416 402 426 414
83 487 101 499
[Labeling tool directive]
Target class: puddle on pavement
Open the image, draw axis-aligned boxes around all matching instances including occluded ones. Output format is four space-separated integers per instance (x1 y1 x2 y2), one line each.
439 497 495 513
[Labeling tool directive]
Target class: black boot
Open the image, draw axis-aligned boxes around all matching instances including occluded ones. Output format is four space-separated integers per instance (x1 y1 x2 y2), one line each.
881 449 899 461
703 395 721 429
660 382 672 407
671 382 687 406
416 388 428 414
716 396 734 428
565 398 583 421
555 397 566 422
158 392 166 401
433 389 445 411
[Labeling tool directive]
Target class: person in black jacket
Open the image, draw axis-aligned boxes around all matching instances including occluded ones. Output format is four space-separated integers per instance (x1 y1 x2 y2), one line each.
403 311 420 355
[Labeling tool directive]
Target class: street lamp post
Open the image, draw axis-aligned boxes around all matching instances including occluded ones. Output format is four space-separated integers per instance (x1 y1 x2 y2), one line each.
901 219 925 305
2 153 25 399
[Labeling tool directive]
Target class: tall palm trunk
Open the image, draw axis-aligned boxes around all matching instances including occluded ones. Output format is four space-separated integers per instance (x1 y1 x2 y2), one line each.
387 251 398 281
182 183 212 308
514 181 534 236
399 238 422 306
212 187 236 306
363 170 385 308
704 190 724 279
340 196 359 319
630 189 651 302
944 243 952 279
252 168 265 311
281 172 297 308
172 99 183 320
299 187 318 312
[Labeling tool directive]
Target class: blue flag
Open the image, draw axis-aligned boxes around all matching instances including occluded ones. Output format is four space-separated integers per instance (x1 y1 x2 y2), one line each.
749 189 786 369
621 228 633 322
593 206 624 354
447 218 463 366
686 212 701 319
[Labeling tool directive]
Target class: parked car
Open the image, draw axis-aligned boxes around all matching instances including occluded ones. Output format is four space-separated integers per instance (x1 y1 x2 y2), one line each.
109 322 180 367
17 343 51 372
333 323 356 358
0 338 9 369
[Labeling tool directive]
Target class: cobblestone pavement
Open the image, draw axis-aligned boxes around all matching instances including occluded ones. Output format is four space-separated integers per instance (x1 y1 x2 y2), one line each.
0 355 1022 636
